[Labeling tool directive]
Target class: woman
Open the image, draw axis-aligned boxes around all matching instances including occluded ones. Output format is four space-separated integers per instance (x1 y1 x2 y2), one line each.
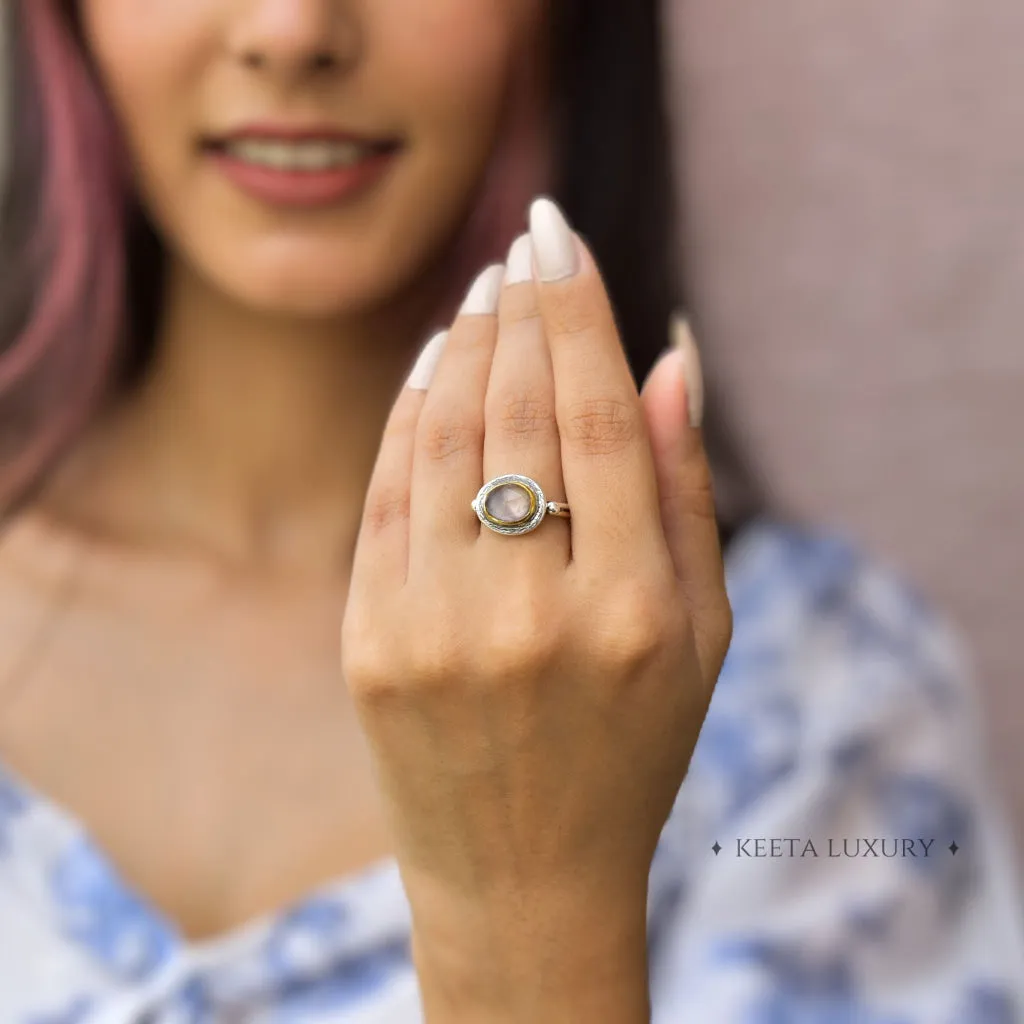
0 2 1021 1021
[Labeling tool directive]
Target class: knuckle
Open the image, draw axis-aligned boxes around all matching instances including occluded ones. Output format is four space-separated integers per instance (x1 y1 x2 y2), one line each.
367 641 466 706
491 391 557 448
363 486 411 535
418 412 480 464
485 594 563 676
503 306 544 332
486 638 533 680
406 610 476 686
400 611 469 685
547 290 601 340
489 624 560 678
348 672 396 710
561 395 644 457
342 638 399 705
596 580 672 663
597 617 663 670
403 645 460 691
344 604 470 707
678 459 719 522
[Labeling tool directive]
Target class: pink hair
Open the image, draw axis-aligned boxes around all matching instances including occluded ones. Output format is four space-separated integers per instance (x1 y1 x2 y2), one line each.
0 1 550 510
0 0 125 506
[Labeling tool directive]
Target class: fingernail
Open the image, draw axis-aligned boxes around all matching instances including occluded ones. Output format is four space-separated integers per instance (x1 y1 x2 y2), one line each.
505 233 533 285
671 313 705 429
406 330 449 390
529 197 579 282
460 264 506 315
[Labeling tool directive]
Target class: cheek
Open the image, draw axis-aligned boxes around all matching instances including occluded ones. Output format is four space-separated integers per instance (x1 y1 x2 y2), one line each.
80 1 216 185
77 0 544 317
375 2 523 147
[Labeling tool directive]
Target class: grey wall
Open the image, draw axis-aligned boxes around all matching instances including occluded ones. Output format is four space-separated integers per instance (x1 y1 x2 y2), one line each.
667 0 1024 862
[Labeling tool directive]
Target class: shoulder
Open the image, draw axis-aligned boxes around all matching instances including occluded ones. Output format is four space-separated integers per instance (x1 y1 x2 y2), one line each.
0 506 102 719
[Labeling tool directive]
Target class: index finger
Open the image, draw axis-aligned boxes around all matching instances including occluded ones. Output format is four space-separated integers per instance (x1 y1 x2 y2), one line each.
528 197 668 574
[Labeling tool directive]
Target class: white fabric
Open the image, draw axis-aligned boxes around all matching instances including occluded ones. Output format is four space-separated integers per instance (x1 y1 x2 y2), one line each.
0 516 1021 1022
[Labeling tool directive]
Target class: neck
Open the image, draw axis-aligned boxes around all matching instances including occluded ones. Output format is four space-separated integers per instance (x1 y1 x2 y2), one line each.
57 255 446 581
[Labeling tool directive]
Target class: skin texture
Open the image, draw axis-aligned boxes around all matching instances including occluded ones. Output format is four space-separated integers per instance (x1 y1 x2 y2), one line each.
0 1 731 1018
347 235 731 1021
82 0 544 318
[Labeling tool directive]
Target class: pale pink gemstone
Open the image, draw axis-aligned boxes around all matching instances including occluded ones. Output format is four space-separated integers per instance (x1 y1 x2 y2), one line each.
484 483 533 524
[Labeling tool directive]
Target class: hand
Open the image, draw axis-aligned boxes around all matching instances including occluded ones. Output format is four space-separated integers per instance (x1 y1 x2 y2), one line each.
341 198 733 1020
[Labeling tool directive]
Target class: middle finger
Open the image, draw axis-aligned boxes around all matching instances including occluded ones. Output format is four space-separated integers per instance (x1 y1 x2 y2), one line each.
478 232 570 568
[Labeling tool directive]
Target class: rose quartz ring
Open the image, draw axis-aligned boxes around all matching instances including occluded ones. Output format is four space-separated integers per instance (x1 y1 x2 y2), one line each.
471 474 571 536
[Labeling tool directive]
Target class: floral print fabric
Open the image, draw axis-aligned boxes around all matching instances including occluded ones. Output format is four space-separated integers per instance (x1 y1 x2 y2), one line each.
1 517 1021 1022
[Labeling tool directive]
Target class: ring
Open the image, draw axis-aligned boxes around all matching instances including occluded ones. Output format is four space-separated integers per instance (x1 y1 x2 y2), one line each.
471 474 571 536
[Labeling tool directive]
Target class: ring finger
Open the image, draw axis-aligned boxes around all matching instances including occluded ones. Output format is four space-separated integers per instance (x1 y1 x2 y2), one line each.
408 263 506 579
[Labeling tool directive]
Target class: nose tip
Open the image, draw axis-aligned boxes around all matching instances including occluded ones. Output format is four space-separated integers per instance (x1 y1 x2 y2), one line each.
229 2 358 81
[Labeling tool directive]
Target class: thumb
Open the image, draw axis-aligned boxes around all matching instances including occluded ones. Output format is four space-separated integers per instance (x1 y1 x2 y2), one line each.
640 315 731 676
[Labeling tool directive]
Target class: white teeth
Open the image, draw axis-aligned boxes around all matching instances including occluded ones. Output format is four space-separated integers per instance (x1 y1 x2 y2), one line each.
222 139 373 171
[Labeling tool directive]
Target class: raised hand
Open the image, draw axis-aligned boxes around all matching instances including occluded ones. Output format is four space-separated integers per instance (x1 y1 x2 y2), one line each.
341 197 732 1023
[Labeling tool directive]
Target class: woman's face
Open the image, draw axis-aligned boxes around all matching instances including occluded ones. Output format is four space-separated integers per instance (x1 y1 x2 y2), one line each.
79 0 547 318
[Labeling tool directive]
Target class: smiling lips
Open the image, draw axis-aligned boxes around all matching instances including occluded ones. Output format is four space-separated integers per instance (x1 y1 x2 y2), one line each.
203 126 403 208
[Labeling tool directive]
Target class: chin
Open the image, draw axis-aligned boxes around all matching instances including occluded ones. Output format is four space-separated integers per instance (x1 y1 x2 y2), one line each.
229 269 379 320
171 163 469 322
202 236 427 322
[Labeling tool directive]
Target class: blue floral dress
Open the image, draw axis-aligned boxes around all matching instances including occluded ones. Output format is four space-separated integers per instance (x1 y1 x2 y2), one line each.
0 516 1022 1023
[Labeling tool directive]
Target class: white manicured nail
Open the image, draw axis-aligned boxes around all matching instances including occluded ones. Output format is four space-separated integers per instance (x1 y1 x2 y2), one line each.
504 233 533 285
460 264 505 315
671 314 705 428
406 330 449 390
529 197 579 282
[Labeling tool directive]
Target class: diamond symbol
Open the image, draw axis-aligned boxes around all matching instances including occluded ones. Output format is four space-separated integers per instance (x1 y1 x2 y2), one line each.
949 842 959 855
712 842 722 855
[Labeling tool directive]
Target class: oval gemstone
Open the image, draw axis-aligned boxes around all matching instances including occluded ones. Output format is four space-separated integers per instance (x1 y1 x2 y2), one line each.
484 483 534 524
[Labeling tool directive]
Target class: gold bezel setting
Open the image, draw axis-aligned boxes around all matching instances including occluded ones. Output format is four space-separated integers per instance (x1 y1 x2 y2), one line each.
471 474 546 536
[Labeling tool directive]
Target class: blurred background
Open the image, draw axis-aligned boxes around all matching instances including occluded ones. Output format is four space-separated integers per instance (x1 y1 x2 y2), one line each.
665 0 1024 866
1 3 1021 868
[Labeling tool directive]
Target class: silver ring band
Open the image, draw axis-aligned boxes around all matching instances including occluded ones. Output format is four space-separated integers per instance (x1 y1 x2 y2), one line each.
471 474 571 536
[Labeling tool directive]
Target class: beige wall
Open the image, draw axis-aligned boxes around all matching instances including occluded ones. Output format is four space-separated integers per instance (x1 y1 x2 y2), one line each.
667 0 1024 862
